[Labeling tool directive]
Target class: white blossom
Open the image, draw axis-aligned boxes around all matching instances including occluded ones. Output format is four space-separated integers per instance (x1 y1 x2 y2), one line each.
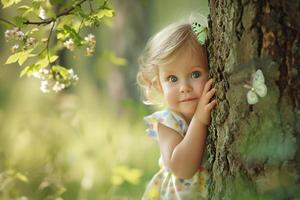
86 47 95 56
10 44 19 53
39 68 50 75
32 72 41 79
67 69 74 76
26 37 36 46
72 74 79 81
4 28 24 41
67 69 79 82
84 34 96 47
40 80 50 93
39 7 47 20
84 34 96 56
4 30 12 41
15 31 25 40
52 81 65 92
64 39 75 51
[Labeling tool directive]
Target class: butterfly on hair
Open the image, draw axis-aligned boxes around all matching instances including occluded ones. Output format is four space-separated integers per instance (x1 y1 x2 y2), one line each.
191 22 208 45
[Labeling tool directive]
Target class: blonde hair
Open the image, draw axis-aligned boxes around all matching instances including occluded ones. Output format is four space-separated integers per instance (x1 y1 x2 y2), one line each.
137 17 208 105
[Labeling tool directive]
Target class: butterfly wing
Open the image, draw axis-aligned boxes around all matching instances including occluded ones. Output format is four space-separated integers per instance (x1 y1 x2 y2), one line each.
192 22 207 45
197 30 207 45
253 69 265 84
253 83 267 97
252 69 267 98
247 90 259 105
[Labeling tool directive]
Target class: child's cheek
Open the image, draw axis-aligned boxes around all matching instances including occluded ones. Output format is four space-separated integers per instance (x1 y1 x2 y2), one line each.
202 73 209 82
195 79 207 96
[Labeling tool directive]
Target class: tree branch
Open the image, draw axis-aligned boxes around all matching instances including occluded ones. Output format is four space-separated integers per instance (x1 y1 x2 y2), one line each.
23 0 88 26
0 18 16 27
47 21 56 65
88 0 94 13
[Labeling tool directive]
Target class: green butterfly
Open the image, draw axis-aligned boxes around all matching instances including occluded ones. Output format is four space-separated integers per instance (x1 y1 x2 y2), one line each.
192 22 207 45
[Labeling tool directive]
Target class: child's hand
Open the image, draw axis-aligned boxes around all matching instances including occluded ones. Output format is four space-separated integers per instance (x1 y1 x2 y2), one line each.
195 79 216 125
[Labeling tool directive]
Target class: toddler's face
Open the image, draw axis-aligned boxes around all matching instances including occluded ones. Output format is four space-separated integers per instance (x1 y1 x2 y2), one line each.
158 47 208 122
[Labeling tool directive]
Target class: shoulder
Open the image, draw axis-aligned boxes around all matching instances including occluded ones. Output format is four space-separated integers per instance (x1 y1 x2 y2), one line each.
143 109 187 139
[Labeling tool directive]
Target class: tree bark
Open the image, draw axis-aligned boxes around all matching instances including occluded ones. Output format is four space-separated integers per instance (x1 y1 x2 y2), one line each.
207 0 300 199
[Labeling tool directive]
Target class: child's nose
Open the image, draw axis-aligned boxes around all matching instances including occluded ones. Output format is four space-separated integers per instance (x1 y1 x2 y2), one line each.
179 81 192 93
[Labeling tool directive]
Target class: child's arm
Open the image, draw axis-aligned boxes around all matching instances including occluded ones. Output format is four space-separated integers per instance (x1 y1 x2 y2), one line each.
157 79 216 179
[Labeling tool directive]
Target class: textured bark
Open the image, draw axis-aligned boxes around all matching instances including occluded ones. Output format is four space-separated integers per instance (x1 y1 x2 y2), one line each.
207 0 300 199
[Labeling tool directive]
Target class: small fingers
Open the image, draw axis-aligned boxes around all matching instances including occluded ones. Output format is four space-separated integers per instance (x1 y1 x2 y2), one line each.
205 87 216 100
205 99 217 111
201 87 216 105
203 79 214 94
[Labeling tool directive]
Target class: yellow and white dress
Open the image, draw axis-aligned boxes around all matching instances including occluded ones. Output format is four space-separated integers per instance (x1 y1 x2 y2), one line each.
142 109 208 200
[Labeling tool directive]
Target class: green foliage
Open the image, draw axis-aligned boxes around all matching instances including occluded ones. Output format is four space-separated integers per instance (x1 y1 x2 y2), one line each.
20 55 58 77
86 7 114 27
1 0 22 8
1 0 115 93
52 65 69 80
17 5 35 18
13 15 27 28
5 48 36 65
20 63 38 77
59 24 84 45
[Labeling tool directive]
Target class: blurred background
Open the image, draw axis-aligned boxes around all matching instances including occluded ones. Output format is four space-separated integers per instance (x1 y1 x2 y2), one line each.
0 0 208 199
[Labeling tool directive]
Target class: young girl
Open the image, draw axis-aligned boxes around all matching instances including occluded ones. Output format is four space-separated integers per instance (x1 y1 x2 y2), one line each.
137 17 216 200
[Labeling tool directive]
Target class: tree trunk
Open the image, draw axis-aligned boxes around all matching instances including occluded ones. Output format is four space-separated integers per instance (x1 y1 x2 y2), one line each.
207 0 300 199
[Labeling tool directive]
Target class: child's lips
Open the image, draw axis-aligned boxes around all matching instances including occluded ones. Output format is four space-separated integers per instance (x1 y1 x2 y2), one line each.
179 97 199 103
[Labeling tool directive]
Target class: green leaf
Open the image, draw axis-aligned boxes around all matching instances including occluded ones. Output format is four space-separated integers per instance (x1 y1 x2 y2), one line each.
18 5 34 17
20 64 39 77
63 24 83 45
35 54 58 68
18 50 36 66
14 16 27 28
2 0 22 7
49 55 58 63
52 65 69 80
18 53 27 65
6 49 36 66
17 5 30 11
1 0 14 8
31 1 40 10
5 52 22 64
96 8 114 18
35 57 49 68
74 5 87 18
20 65 31 77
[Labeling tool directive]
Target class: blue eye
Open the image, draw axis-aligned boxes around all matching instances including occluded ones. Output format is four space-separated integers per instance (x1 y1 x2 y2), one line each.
191 71 201 79
167 75 178 82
